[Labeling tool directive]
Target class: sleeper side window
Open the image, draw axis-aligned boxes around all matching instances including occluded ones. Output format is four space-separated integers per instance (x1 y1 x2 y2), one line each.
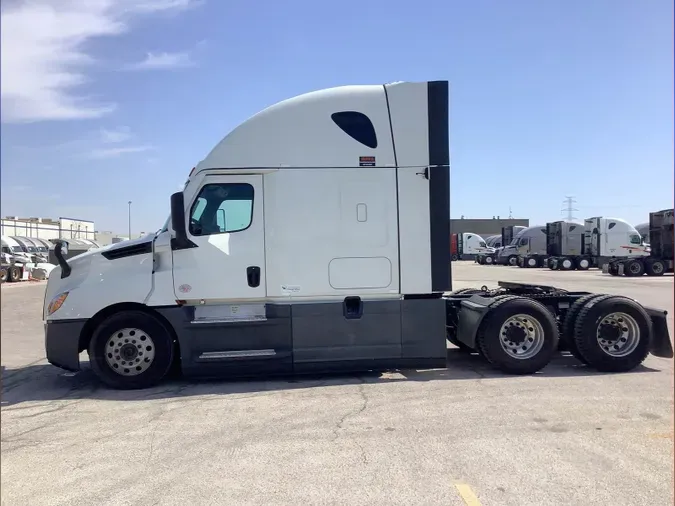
331 111 378 149
189 183 254 236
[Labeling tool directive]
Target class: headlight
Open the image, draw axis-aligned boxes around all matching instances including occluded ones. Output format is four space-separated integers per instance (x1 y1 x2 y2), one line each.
47 292 69 316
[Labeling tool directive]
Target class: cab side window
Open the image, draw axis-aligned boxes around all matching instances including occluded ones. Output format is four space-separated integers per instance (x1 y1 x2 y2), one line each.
189 183 254 236
629 234 641 245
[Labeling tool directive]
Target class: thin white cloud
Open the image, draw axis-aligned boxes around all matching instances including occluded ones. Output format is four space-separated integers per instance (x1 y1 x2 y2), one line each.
86 145 154 159
125 51 195 71
0 0 202 124
100 126 132 143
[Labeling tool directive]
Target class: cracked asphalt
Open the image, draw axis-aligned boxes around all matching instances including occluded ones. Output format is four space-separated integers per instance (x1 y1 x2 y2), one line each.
2 263 674 506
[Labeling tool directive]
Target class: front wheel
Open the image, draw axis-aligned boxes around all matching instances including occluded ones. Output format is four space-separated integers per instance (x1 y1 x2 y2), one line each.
477 297 559 374
485 255 494 265
0 267 7 283
508 255 518 266
573 295 651 372
88 310 175 389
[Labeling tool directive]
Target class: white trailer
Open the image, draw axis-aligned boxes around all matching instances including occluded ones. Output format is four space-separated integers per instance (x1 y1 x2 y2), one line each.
41 81 672 389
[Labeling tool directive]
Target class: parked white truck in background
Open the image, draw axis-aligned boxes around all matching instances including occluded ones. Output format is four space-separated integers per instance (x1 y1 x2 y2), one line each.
583 217 649 269
41 80 673 389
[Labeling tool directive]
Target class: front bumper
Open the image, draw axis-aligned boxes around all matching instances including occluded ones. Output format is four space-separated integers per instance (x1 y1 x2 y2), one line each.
45 319 87 371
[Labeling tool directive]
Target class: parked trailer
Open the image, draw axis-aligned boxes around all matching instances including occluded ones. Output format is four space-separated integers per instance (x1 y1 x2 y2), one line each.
41 80 673 390
495 226 528 265
546 221 590 271
583 217 649 270
605 209 674 277
450 233 458 261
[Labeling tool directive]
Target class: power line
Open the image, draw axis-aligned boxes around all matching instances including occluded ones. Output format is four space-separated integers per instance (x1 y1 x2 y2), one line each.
561 196 578 221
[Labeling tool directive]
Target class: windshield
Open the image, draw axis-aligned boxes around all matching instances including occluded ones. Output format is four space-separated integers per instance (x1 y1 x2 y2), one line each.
479 241 487 247
11 246 23 253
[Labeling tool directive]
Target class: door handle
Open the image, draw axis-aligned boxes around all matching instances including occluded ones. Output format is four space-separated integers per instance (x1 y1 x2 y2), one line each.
246 266 261 288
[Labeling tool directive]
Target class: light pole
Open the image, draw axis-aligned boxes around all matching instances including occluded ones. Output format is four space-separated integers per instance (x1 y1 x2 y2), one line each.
128 201 132 239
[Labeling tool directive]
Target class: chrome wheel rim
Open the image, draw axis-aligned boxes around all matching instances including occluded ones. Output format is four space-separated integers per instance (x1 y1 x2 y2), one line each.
499 314 545 359
651 262 663 274
104 328 156 376
528 258 536 267
579 259 589 268
509 257 517 266
596 312 640 357
562 259 572 269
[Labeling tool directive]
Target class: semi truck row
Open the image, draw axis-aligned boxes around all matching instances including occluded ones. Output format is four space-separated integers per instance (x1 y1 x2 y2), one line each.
471 211 672 276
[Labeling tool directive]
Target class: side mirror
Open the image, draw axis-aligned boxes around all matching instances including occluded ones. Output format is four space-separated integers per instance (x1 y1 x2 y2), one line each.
170 192 196 250
171 192 187 242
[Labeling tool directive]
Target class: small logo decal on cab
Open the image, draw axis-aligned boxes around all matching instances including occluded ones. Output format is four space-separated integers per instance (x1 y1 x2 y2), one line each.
178 284 192 293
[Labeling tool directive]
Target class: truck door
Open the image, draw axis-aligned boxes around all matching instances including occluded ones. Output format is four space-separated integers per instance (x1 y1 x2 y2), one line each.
172 174 266 301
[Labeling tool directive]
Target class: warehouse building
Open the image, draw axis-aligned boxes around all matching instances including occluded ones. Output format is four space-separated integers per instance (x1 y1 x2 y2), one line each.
450 217 530 239
1 216 96 241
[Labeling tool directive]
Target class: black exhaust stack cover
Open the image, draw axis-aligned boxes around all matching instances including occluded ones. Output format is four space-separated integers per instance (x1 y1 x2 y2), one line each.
427 81 451 292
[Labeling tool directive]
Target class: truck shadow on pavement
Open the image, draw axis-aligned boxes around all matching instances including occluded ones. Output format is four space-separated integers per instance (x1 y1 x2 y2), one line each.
0 350 662 407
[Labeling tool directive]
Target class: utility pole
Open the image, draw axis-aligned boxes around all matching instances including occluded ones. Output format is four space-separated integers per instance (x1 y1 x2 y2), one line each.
128 201 132 239
561 196 578 221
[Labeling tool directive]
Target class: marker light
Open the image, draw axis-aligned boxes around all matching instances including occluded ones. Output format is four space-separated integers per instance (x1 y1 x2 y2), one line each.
47 292 69 316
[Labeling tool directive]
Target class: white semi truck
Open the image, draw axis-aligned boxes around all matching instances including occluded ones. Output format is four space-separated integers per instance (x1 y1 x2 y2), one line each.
42 81 673 389
583 217 649 269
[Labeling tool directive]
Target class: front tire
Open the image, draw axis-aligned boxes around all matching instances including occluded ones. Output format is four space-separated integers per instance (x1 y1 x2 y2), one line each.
485 255 494 265
477 296 559 374
88 310 175 389
573 295 651 372
508 255 518 266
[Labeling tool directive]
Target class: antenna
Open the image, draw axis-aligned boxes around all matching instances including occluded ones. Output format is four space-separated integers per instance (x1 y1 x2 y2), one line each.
561 196 578 221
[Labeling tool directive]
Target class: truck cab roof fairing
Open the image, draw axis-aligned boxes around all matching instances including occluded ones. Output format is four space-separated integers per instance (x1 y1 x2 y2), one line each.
195 83 430 171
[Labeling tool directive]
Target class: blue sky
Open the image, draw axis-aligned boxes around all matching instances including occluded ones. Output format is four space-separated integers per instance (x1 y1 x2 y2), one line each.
1 0 673 234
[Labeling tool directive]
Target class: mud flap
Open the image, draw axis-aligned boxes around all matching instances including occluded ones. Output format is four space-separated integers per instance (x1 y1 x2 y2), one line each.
644 307 674 358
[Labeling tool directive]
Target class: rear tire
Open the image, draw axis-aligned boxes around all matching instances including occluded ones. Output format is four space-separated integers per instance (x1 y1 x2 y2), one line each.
88 310 175 389
624 259 645 277
559 258 574 271
8 265 21 282
573 295 651 372
525 257 538 268
485 255 494 265
561 294 606 365
645 259 665 276
477 297 559 374
0 267 7 283
576 257 590 271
